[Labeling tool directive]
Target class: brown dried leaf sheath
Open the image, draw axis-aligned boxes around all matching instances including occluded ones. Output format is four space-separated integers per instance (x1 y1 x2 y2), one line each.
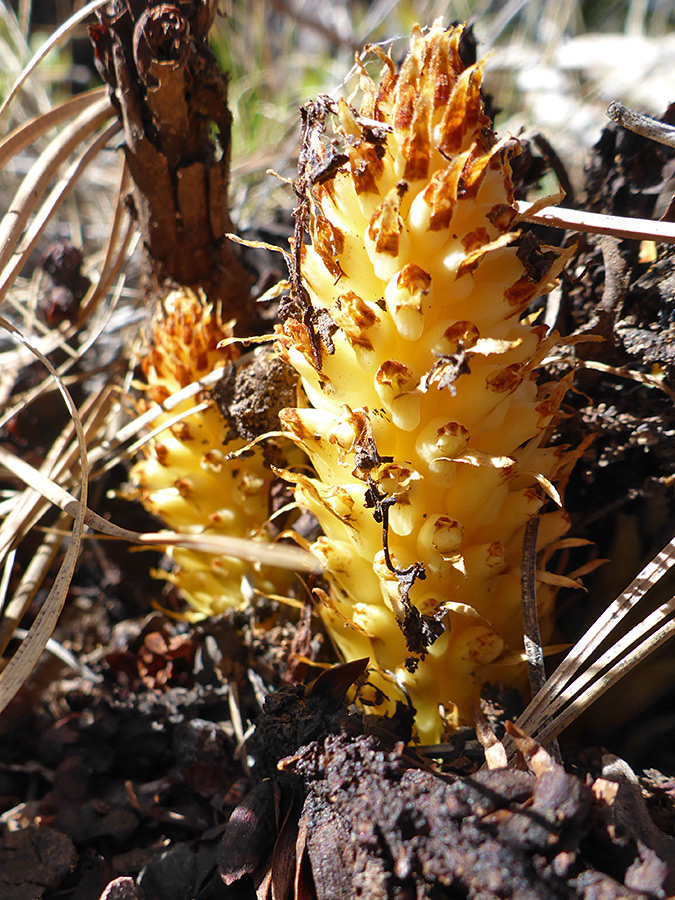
90 0 251 317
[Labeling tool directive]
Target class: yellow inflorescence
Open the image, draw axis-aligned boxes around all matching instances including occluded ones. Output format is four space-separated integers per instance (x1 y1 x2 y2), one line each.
131 289 282 621
277 21 576 742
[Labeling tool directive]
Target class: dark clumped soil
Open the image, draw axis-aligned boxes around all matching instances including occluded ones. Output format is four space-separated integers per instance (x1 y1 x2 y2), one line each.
4 623 675 899
560 102 675 535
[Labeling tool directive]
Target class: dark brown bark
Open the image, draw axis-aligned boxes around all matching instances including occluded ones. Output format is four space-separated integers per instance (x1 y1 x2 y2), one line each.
90 0 252 323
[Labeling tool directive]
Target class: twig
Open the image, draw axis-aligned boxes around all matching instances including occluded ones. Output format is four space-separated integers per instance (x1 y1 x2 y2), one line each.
531 132 575 206
607 102 675 150
521 518 546 696
515 202 675 243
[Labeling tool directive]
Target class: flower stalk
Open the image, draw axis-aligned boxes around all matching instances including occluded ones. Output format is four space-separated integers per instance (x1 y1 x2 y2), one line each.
277 21 578 742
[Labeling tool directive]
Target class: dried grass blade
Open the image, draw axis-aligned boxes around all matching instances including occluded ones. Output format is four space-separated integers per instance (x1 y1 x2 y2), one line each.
0 423 79 564
0 364 92 437
0 317 88 717
534 601 675 746
521 518 548 697
0 166 132 386
516 201 675 244
0 328 79 375
0 0 109 124
79 160 134 320
0 96 113 277
0 3 30 59
0 524 64 656
134 532 322 572
0 118 120 303
0 88 108 169
0 389 111 564
514 535 675 742
13 625 102 681
0 437 321 573
0 524 84 716
0 548 16 613
0 3 50 115
576 360 675 401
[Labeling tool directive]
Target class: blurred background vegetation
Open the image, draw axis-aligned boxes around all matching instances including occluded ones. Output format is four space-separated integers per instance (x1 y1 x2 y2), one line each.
3 0 674 227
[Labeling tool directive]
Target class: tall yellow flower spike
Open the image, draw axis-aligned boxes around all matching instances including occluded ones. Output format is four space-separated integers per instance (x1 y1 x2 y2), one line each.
131 289 287 621
277 21 577 743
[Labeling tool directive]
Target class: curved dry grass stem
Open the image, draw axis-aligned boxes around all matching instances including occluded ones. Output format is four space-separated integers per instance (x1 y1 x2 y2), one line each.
0 88 109 168
0 0 109 125
0 390 112 653
535 611 675 747
0 433 322 575
78 159 134 320
509 537 675 753
0 96 114 287
0 316 88 716
0 118 120 304
0 525 65 656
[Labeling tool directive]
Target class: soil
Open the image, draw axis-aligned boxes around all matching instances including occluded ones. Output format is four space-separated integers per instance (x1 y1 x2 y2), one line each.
3 593 675 898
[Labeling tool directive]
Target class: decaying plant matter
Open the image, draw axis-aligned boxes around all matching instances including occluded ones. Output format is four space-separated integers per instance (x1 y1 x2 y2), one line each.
277 21 579 743
89 0 252 317
219 668 674 899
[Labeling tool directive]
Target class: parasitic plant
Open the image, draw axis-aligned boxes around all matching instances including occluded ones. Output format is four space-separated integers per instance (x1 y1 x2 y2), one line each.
277 20 578 743
130 289 292 620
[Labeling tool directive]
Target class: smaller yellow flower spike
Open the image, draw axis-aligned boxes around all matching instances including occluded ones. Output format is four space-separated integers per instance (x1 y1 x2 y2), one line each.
131 289 288 621
277 21 578 743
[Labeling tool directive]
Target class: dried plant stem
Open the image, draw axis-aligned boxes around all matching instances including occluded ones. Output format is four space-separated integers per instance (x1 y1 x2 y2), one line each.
512 537 675 751
0 119 120 304
0 525 66 654
607 101 675 149
0 432 321 575
90 0 252 315
0 88 108 168
0 317 89 716
516 201 675 244
0 97 114 282
535 601 675 747
0 0 108 122
0 389 110 563
78 160 134 320
521 518 546 697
